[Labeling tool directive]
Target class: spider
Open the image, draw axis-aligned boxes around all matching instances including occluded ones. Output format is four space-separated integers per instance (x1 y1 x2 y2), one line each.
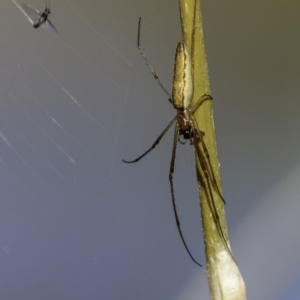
13 0 58 35
123 18 227 267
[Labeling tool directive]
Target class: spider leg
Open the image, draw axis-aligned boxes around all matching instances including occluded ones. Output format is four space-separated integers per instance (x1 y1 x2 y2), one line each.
122 116 177 163
193 128 236 262
137 18 171 99
169 124 202 267
190 93 224 203
191 114 225 204
191 94 213 115
178 135 186 145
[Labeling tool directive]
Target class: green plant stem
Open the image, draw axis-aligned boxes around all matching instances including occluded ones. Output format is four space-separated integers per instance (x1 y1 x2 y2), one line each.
178 0 246 299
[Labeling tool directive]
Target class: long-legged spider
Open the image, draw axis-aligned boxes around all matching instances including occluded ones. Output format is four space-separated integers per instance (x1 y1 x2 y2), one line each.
123 18 228 267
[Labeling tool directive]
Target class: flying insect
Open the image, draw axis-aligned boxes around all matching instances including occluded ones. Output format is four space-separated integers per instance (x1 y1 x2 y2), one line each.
12 0 58 35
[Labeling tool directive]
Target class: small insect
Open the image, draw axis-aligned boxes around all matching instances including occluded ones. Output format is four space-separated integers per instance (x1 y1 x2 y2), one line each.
123 18 229 267
12 0 58 35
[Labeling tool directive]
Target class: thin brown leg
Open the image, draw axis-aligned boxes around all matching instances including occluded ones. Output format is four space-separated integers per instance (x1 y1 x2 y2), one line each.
137 17 171 98
190 113 225 204
169 124 202 267
123 117 177 163
193 129 235 261
191 94 213 114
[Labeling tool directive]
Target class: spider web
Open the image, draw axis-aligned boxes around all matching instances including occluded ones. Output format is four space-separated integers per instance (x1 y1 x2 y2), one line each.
1 0 204 298
2 0 133 192
0 1 140 298
1 0 218 299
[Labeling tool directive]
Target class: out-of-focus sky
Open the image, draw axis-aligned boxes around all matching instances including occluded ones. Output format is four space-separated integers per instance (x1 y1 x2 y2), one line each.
0 0 300 299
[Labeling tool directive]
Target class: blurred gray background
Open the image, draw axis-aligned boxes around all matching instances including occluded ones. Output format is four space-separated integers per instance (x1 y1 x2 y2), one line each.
0 0 300 299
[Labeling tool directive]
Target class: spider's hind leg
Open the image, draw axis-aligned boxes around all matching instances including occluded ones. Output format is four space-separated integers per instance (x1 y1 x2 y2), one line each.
169 124 202 267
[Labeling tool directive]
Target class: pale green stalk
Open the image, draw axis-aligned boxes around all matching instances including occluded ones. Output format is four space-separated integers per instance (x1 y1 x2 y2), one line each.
178 0 246 299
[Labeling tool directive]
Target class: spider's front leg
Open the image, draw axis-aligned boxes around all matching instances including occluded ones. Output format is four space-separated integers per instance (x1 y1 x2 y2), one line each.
191 94 213 114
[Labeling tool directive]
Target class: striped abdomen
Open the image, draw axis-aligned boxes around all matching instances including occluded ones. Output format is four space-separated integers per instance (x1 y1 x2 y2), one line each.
171 42 193 110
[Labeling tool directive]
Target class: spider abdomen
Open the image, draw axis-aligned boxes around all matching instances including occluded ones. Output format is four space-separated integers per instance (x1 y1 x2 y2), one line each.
172 42 193 110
